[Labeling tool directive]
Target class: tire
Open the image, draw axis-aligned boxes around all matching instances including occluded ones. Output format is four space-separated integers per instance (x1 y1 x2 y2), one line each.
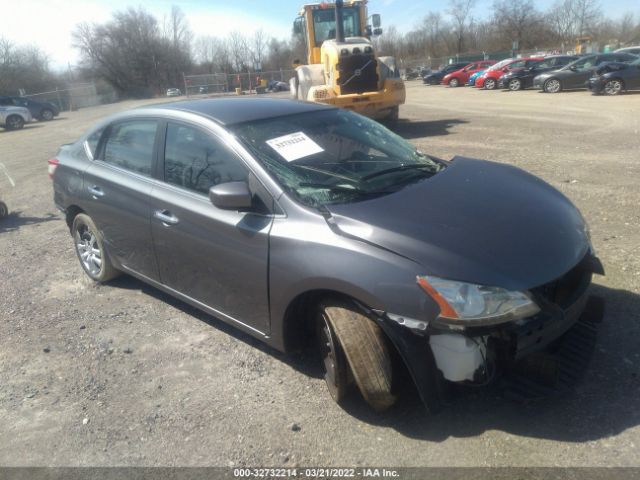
448 78 459 87
544 78 562 93
289 77 299 99
319 300 396 411
40 109 54 121
5 115 25 131
508 78 522 91
72 213 120 282
0 201 8 219
603 79 624 96
382 106 399 128
484 78 497 90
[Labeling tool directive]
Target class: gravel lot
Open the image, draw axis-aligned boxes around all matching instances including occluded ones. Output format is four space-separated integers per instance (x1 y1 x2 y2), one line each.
1 83 639 467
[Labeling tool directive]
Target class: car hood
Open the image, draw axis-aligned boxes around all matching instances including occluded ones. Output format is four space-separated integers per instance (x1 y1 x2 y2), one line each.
324 157 590 291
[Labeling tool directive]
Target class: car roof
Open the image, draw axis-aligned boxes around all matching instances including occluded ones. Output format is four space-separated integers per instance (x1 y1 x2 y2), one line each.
149 97 335 126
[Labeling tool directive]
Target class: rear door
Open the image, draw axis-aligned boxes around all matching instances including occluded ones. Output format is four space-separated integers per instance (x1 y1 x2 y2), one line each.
83 118 160 280
149 120 272 334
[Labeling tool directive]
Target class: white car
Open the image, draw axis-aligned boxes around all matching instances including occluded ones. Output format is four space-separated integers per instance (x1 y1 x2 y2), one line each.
0 106 32 130
166 88 182 97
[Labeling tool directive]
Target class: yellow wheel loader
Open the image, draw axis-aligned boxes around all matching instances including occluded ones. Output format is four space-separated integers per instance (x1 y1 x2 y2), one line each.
290 0 405 123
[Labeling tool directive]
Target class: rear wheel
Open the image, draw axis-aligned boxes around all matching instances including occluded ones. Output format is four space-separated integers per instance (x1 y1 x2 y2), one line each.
318 300 396 411
41 109 54 121
448 78 459 87
508 78 522 91
382 106 399 128
5 115 24 130
603 79 624 95
72 213 120 282
544 78 562 93
0 201 8 219
484 78 497 90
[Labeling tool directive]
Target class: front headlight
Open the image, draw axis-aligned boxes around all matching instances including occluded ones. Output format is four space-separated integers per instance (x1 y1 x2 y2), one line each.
417 275 540 326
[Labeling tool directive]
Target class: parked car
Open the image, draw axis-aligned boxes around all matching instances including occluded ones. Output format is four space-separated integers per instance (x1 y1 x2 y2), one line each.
166 88 182 97
587 57 640 95
50 98 604 412
533 53 639 93
267 80 290 92
423 62 469 85
0 96 59 121
0 106 32 130
441 60 496 87
475 57 544 90
614 46 640 56
466 70 485 86
469 59 512 88
498 55 580 91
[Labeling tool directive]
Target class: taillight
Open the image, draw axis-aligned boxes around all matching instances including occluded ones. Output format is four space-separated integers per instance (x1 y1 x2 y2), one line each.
48 158 59 179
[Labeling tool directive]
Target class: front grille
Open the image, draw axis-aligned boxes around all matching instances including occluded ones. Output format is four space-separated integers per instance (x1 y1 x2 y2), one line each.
337 54 379 95
532 256 591 309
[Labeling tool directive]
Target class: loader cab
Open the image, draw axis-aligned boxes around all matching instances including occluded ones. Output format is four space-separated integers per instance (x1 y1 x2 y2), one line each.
294 1 378 65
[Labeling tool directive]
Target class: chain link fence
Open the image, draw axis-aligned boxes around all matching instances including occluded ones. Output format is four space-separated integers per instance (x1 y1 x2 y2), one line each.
183 69 296 97
22 82 118 112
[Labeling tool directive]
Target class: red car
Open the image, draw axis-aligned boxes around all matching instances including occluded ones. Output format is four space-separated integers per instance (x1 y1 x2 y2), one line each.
474 57 544 90
441 60 496 87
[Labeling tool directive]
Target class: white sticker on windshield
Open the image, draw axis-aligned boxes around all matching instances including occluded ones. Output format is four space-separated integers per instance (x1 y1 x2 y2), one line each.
266 132 324 162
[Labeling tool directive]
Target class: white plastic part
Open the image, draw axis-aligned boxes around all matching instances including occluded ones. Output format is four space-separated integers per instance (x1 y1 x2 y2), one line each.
429 334 485 382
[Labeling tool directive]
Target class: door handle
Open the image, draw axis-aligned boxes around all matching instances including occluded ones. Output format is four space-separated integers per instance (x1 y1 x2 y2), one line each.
88 186 104 198
153 209 179 226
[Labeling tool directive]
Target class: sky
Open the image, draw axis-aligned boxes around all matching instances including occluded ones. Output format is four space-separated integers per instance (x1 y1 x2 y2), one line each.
0 0 637 70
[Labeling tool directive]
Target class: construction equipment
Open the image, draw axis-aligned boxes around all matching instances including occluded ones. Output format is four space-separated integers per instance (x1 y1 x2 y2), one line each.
290 0 405 123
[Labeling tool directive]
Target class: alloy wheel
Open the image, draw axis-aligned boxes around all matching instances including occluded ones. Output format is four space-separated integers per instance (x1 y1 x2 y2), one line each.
449 78 459 87
509 78 522 91
485 79 496 90
604 80 623 95
74 221 103 276
545 79 561 93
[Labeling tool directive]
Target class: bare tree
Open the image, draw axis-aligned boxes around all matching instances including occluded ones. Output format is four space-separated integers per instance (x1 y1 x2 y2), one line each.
447 0 476 53
228 31 248 72
249 29 268 70
492 0 542 49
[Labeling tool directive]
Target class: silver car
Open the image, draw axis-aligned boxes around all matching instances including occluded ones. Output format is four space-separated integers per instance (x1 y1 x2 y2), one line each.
0 106 32 130
50 98 604 412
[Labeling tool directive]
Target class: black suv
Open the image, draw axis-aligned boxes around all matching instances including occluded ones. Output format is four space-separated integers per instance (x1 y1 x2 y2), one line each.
0 96 60 121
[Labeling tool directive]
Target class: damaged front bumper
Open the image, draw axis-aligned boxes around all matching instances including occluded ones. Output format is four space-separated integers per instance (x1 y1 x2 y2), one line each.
373 254 605 411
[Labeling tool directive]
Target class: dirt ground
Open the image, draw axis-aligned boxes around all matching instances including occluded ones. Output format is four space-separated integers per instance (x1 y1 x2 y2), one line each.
1 83 639 467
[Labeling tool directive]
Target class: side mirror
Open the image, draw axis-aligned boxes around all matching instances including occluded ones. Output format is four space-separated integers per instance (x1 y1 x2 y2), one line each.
372 14 381 28
209 182 253 210
373 27 383 36
569 65 578 71
293 17 303 35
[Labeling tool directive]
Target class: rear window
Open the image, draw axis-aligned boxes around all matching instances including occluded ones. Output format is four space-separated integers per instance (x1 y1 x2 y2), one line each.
102 120 158 176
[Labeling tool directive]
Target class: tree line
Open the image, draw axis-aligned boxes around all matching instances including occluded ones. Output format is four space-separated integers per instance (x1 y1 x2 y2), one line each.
2 1 639 98
377 0 640 62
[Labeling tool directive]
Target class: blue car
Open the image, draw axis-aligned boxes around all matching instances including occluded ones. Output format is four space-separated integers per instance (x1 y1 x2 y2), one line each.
467 70 486 86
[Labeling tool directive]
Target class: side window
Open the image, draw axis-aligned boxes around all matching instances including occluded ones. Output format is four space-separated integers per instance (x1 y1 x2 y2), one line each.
103 120 158 176
0 97 11 106
85 128 105 160
164 123 248 195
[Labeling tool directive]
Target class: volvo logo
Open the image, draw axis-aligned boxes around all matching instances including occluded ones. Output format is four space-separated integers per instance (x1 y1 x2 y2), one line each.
354 69 362 77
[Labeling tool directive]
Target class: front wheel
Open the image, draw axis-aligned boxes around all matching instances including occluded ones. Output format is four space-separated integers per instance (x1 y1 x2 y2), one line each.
72 213 120 282
603 79 624 96
318 300 396 411
448 78 459 87
508 78 522 91
0 201 8 219
544 78 562 93
5 115 24 130
484 78 497 90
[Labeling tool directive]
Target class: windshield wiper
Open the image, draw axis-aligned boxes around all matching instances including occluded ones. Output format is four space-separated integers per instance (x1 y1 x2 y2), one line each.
298 182 367 193
362 163 438 182
290 164 360 183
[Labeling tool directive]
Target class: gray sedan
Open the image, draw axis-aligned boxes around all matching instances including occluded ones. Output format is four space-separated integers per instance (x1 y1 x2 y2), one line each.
50 98 604 412
533 53 638 93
